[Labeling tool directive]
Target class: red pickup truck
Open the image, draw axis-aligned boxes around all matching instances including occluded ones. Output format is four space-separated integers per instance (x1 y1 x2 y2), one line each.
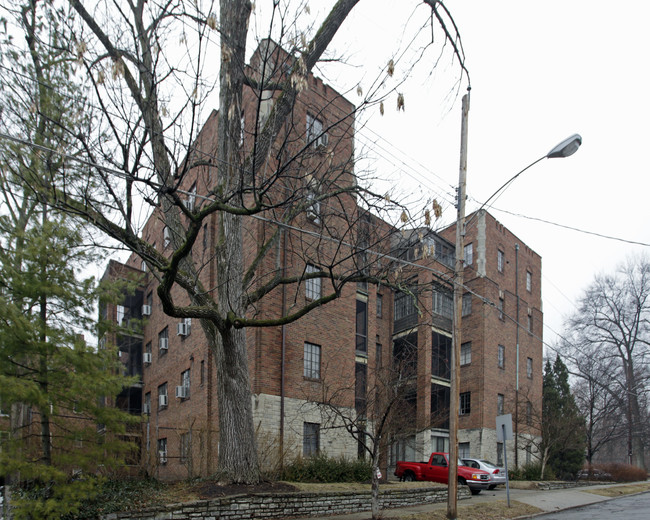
394 452 491 495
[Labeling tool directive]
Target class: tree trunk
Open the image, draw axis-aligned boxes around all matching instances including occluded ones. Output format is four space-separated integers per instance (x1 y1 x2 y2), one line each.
540 447 549 480
371 465 380 519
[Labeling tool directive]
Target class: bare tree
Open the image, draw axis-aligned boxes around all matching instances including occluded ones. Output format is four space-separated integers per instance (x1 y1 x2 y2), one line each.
1 0 468 483
559 256 650 470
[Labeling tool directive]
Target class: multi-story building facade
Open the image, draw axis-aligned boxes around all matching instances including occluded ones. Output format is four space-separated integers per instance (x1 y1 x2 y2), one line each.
101 41 543 479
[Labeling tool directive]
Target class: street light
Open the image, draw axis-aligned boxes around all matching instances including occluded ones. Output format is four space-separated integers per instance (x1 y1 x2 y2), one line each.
447 129 581 520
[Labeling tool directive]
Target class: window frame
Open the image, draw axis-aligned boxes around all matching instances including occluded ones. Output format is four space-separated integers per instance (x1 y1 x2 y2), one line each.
497 249 505 273
303 422 320 456
498 344 505 369
459 391 471 415
460 342 471 366
497 393 504 416
464 242 473 266
527 357 533 379
305 264 322 300
303 342 321 380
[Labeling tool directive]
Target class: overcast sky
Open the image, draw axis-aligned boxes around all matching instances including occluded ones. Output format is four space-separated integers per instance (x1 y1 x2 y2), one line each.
286 0 650 351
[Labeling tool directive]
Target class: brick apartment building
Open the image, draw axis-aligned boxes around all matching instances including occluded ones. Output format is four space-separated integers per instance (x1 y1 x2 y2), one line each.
100 41 543 479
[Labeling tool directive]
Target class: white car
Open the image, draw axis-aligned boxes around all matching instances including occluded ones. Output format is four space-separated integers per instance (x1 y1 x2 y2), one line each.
462 458 507 489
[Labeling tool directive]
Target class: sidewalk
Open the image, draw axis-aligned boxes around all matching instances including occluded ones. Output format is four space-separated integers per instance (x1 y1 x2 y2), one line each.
290 482 647 520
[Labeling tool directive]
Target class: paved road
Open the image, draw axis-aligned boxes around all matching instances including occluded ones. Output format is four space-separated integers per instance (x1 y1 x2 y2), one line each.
532 491 650 519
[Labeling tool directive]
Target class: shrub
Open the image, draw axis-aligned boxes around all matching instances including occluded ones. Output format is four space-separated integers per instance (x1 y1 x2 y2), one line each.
594 463 648 483
281 454 372 483
509 462 555 481
61 477 165 519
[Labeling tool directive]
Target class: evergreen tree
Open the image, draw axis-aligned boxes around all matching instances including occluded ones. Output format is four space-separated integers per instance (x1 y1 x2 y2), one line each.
0 2 137 518
541 356 586 479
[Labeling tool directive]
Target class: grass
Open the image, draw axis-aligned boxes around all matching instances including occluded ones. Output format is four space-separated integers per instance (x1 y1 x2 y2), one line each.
400 500 542 520
582 482 650 497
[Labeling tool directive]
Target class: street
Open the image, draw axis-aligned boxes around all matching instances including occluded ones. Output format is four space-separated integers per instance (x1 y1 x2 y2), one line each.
533 491 650 519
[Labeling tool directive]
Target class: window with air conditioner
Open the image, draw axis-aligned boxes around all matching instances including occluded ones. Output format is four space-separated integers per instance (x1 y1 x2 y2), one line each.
142 305 152 316
158 383 168 409
143 402 151 414
177 318 191 337
175 385 187 399
158 438 167 464
143 352 152 364
159 327 169 351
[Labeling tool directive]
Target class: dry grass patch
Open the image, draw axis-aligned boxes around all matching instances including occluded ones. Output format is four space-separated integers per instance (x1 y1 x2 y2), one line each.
290 481 441 493
400 500 541 520
582 482 650 497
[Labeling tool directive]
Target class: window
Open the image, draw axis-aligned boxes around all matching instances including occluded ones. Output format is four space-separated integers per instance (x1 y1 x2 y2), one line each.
356 299 368 354
459 442 470 459
141 260 147 272
146 291 153 308
498 345 505 369
181 369 191 398
528 312 533 333
306 113 327 147
497 249 504 272
395 290 418 322
527 357 533 379
498 297 504 320
303 422 320 456
200 360 205 386
497 393 504 416
187 182 196 211
459 392 471 415
144 341 152 365
497 442 503 466
376 342 382 369
526 271 532 292
203 224 208 250
177 317 191 337
355 362 367 415
159 327 169 352
432 332 451 379
239 110 245 147
0 398 8 416
460 342 471 366
163 226 171 248
432 287 453 319
304 342 321 379
464 242 473 266
305 264 321 300
180 432 191 464
116 305 125 326
376 293 383 318
144 392 151 415
526 445 532 464
526 401 532 426
158 383 168 409
306 186 321 223
462 292 472 316
158 438 168 464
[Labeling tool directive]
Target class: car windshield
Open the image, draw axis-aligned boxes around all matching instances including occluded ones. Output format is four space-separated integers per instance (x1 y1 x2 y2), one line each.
480 460 497 468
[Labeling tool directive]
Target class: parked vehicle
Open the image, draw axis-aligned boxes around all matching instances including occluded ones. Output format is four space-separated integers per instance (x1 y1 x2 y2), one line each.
462 458 506 489
394 452 491 495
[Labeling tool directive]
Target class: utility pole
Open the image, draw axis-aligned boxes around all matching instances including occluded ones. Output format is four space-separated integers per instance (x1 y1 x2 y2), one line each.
448 91 469 520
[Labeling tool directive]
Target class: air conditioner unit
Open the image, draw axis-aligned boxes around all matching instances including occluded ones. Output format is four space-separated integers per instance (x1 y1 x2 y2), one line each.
159 394 168 407
158 451 167 464
159 338 168 350
143 403 151 414
175 385 187 399
177 322 189 336
499 290 505 299
143 352 152 364
142 304 152 316
318 132 329 147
